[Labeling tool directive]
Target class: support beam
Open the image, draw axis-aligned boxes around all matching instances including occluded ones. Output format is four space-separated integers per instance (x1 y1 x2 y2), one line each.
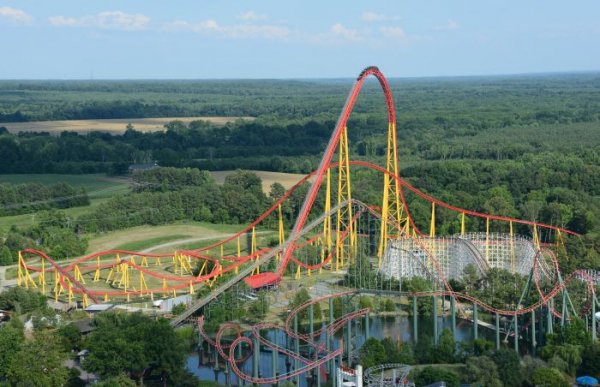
253 336 259 382
328 298 334 376
531 309 537 353
433 296 438 344
514 313 519 353
451 297 456 340
592 294 597 342
412 296 418 344
272 333 278 386
547 301 553 334
473 303 478 340
294 315 300 386
495 312 500 350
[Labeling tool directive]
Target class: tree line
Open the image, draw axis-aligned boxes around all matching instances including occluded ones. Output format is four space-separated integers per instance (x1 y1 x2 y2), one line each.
0 182 89 216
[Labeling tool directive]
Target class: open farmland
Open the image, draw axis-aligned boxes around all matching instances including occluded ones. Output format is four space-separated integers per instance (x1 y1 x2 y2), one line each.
210 170 312 193
1 116 252 135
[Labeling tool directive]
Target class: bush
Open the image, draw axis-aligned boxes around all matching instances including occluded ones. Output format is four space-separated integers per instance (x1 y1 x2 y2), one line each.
0 287 47 314
412 366 460 387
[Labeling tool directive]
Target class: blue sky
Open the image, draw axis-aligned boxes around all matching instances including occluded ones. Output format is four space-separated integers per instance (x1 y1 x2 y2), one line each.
1 1 599 79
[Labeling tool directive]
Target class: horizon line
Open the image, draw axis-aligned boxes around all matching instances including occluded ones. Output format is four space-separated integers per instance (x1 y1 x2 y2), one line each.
1 69 599 82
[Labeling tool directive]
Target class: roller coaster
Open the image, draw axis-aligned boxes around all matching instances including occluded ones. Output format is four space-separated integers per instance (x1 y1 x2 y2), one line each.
17 66 599 386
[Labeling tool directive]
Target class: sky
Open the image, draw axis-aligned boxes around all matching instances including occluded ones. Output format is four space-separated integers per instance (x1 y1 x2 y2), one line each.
0 1 599 79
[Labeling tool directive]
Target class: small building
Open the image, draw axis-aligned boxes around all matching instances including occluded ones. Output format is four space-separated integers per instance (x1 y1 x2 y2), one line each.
152 294 191 313
84 304 114 314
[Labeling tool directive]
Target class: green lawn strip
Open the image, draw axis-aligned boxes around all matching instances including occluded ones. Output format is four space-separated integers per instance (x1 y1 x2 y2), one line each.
114 234 191 251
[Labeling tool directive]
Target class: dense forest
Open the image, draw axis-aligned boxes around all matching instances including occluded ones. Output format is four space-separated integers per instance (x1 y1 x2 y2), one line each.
0 74 599 270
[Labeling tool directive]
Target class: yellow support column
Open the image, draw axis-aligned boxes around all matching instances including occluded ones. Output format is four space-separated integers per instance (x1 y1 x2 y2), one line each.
93 256 101 282
533 223 540 249
378 122 406 265
105 268 114 283
429 203 436 270
335 126 353 271
39 258 46 295
141 256 148 267
251 227 257 256
17 251 23 287
461 212 466 236
278 204 285 261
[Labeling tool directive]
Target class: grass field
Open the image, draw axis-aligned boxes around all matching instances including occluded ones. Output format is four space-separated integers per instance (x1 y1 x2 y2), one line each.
86 222 244 253
0 174 131 229
211 170 311 193
1 116 253 135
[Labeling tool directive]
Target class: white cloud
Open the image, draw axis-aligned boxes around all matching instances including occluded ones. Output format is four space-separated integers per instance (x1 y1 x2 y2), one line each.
238 11 267 21
362 11 399 22
380 26 406 40
0 6 33 25
303 23 367 45
330 23 361 41
434 19 460 31
49 11 150 31
164 19 289 40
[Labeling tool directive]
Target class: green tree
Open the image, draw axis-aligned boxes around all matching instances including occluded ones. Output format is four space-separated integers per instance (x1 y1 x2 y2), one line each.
464 356 502 387
0 286 47 314
95 373 137 387
288 288 321 324
381 337 414 364
0 246 13 265
531 367 569 387
57 323 82 351
434 329 456 363
359 338 386 368
491 348 523 387
171 303 186 316
0 318 24 377
521 355 547 387
7 333 68 387
83 312 186 384
542 343 583 376
412 366 459 387
579 342 600 379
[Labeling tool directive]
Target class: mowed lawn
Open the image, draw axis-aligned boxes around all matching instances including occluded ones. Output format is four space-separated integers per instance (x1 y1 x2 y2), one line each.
86 222 244 253
2 116 253 135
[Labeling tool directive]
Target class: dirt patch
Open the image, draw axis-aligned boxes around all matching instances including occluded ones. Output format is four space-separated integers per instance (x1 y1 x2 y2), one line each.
3 116 253 135
211 170 312 193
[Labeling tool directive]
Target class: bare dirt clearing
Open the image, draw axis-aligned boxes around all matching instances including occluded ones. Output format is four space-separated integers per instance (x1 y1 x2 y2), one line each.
2 116 253 134
210 170 312 193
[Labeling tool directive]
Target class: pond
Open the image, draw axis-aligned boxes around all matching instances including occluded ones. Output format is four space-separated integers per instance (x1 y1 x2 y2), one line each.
186 314 501 386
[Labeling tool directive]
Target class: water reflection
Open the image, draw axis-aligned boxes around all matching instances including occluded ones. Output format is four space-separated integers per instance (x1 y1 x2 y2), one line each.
186 315 497 386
